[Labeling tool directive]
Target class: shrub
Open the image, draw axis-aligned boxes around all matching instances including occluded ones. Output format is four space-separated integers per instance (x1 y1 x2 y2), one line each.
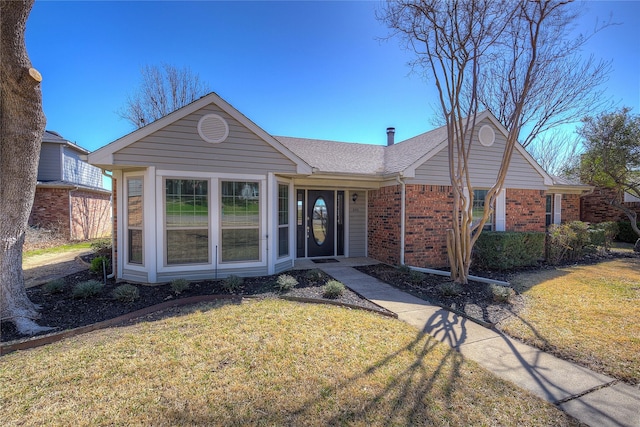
474 232 545 270
90 256 110 274
222 275 243 293
72 280 104 299
616 221 640 243
490 284 514 303
546 221 592 265
170 278 190 295
589 221 619 250
409 270 425 284
305 269 325 283
42 278 66 294
438 281 462 297
90 238 112 256
276 274 298 291
323 280 345 299
111 284 140 302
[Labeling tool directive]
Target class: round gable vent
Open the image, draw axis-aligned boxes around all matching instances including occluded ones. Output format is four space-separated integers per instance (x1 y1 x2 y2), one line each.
478 124 495 147
198 114 229 143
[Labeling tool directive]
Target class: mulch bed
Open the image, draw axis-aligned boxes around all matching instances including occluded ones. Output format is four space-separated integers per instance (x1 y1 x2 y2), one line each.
0 269 392 344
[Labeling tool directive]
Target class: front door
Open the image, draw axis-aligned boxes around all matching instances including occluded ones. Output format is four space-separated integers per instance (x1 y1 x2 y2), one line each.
307 190 335 257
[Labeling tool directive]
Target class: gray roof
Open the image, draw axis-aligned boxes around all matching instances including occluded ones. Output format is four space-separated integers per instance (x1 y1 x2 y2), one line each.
275 125 448 177
42 130 90 154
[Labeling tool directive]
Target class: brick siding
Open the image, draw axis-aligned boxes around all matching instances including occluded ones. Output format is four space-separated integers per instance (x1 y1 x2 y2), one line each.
368 185 551 269
580 187 640 223
29 186 111 240
561 194 581 222
404 185 453 268
367 185 402 265
29 187 71 237
505 189 546 232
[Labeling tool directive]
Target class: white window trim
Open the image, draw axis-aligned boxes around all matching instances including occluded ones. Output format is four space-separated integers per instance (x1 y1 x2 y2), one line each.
155 171 268 274
495 189 506 231
122 171 148 273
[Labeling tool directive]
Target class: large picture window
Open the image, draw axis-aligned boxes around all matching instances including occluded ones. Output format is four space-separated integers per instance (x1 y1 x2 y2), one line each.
165 179 209 265
278 184 289 257
127 177 143 264
472 189 493 231
221 181 260 262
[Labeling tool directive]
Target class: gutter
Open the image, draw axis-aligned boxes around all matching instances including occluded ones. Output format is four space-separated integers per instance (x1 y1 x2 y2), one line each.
396 174 406 266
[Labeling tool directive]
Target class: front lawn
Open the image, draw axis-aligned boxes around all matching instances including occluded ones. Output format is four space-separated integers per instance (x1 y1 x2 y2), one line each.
0 299 578 426
499 258 640 385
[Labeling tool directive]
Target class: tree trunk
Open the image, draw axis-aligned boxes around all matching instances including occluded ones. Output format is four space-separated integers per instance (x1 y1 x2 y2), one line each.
0 0 53 335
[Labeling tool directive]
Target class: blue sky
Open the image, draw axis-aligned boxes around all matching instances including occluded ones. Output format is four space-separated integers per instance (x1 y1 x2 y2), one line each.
26 1 640 153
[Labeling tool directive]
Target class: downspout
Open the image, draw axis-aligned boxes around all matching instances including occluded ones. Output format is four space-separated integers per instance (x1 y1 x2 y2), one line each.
101 169 115 279
396 174 406 265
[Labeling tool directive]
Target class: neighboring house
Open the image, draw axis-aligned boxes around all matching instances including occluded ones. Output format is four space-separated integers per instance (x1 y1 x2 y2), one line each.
29 131 112 240
88 92 589 283
580 186 640 224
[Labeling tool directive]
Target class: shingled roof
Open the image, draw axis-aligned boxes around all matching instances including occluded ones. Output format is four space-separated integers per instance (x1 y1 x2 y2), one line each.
275 124 448 177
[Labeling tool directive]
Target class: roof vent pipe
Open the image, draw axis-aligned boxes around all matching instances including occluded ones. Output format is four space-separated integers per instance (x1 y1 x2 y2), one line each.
386 127 395 146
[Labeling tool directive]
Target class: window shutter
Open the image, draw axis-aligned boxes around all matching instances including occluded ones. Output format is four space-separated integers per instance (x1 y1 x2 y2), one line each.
495 189 506 231
554 194 562 225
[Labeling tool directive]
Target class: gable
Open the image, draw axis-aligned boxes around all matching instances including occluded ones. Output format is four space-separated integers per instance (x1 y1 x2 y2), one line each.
409 116 550 189
89 93 312 175
113 104 299 175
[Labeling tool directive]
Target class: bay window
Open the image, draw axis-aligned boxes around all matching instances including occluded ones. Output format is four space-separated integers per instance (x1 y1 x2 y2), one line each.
165 179 209 264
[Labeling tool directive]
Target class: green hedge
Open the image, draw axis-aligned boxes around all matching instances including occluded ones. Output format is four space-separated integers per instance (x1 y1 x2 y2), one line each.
616 221 640 243
474 232 545 270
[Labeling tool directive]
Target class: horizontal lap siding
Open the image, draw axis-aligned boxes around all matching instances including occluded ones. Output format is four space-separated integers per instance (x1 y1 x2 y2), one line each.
411 120 546 190
113 105 297 174
63 147 103 187
37 143 61 181
349 196 367 257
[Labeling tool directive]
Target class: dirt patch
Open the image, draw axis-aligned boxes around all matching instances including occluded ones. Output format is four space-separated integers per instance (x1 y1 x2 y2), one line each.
23 248 92 288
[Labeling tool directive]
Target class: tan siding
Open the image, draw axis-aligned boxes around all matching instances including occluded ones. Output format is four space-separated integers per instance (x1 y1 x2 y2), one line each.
410 119 546 189
349 193 367 257
113 104 297 174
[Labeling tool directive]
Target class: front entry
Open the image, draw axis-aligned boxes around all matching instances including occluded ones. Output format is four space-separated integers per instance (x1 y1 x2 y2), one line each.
296 190 345 258
307 190 335 257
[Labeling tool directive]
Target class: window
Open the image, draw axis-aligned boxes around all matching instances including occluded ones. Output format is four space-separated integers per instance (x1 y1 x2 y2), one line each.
545 195 553 227
165 179 209 265
221 181 260 262
278 184 289 257
472 189 493 231
127 177 143 264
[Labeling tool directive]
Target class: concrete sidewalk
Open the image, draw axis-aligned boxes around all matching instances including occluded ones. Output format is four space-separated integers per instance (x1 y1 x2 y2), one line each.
318 264 639 427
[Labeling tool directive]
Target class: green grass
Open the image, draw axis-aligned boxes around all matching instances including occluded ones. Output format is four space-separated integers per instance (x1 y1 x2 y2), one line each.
0 300 577 426
501 258 640 385
23 241 93 259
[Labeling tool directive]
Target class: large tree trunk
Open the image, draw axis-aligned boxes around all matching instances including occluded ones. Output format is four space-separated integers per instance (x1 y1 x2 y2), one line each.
0 0 52 335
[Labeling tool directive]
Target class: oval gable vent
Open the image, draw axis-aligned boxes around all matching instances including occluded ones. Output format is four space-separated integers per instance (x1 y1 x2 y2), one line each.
198 114 229 143
478 124 495 147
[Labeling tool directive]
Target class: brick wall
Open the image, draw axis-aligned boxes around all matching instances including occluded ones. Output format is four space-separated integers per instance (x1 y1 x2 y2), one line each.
368 185 551 268
367 185 401 265
404 185 453 268
70 190 111 240
505 189 546 232
29 187 71 237
561 194 581 222
29 186 112 240
580 187 640 223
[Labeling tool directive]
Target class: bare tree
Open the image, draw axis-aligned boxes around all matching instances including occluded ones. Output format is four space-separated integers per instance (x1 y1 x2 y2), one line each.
526 130 581 176
119 63 210 129
1 0 54 334
382 0 604 284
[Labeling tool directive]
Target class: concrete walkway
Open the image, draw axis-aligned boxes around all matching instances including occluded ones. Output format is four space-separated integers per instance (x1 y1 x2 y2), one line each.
316 263 639 427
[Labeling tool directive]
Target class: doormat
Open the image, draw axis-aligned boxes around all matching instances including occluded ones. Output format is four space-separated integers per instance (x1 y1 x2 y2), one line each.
311 259 339 264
